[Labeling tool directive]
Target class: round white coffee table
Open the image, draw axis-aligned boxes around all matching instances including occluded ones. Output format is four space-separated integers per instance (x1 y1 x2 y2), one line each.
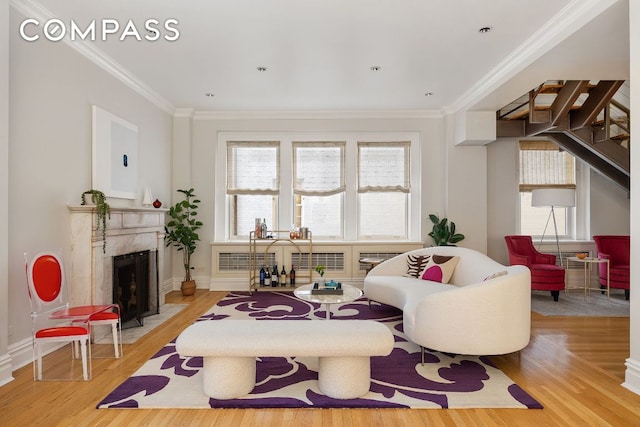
294 283 363 319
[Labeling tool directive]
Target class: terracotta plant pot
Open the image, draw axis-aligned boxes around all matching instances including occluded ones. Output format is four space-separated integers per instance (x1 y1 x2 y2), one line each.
181 280 196 296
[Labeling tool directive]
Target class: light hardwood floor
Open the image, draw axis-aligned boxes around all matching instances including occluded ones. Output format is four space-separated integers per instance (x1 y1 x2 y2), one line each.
1 289 639 426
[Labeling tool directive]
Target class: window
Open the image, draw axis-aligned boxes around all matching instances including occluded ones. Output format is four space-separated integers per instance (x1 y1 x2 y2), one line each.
226 142 279 238
519 140 576 237
293 142 345 238
218 133 420 241
358 142 409 238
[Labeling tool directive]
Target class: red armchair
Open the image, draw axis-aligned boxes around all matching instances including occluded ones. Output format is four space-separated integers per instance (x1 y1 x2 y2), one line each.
505 235 566 301
593 235 630 300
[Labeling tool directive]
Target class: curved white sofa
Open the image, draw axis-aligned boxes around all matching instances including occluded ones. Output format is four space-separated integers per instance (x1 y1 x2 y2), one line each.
364 246 531 356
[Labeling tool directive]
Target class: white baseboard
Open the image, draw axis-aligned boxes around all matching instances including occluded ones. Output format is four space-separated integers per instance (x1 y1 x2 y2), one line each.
209 277 249 292
160 278 175 299
0 353 15 387
165 276 212 292
8 336 35 373
623 357 640 396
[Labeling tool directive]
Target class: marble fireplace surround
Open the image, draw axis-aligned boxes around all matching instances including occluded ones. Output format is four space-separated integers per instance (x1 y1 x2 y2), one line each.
67 205 167 310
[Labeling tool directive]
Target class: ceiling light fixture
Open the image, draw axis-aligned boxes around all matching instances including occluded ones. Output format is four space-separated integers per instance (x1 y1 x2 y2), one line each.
370 66 381 72
205 92 215 97
425 92 433 97
478 26 492 33
256 66 267 72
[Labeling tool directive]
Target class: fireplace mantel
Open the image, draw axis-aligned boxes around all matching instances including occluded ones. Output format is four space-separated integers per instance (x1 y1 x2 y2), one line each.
67 205 167 308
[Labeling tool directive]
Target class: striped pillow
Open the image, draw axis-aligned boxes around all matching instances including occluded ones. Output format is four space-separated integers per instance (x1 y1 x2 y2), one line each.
407 254 430 278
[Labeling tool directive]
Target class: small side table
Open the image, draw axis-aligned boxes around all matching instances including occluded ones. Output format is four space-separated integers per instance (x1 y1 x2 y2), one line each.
359 257 385 275
565 257 610 301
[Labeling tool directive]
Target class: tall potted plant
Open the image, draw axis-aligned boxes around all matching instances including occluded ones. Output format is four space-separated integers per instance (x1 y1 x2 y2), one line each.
427 214 465 246
165 188 203 296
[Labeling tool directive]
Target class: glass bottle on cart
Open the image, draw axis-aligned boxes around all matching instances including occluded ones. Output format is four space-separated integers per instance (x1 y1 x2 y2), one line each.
272 265 278 287
261 219 268 239
259 265 265 286
289 265 296 287
264 266 271 287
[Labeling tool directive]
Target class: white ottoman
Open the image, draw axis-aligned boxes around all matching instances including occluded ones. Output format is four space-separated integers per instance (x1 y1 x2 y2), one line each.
176 319 394 400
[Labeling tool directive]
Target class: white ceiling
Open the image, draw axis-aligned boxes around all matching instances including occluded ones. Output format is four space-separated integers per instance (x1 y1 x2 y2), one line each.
14 0 630 114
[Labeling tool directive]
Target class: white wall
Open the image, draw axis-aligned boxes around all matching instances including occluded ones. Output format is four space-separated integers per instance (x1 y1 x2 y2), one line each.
589 170 630 235
0 0 12 386
487 138 520 264
6 8 173 365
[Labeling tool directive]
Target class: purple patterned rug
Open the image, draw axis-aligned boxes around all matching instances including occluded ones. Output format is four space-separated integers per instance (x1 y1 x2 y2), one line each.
97 292 542 409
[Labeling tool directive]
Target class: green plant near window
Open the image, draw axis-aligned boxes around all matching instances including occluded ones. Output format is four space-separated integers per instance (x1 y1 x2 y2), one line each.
165 188 203 294
81 189 111 253
427 214 465 246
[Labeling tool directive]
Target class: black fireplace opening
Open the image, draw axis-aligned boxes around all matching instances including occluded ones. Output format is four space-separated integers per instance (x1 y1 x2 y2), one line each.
112 250 159 329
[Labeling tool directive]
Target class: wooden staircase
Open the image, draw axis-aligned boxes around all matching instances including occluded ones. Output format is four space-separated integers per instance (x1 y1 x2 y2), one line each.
497 80 630 192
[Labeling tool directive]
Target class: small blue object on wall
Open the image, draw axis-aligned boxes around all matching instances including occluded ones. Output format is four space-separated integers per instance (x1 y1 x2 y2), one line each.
123 154 128 167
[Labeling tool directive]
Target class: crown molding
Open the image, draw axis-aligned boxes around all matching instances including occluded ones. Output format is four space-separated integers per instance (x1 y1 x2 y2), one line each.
11 0 175 115
447 0 619 115
173 108 195 118
192 109 443 121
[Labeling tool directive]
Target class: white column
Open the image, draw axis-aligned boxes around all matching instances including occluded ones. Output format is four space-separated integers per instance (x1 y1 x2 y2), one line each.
623 0 640 395
445 113 489 253
170 111 193 286
172 111 193 197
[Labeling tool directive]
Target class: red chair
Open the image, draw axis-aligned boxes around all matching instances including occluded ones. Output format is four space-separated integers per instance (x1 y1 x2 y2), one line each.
84 311 122 358
504 235 565 301
25 251 122 380
593 235 630 300
25 251 92 380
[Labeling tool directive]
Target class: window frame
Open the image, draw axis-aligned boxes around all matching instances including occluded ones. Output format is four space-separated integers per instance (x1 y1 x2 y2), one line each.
357 141 411 239
226 141 280 239
517 140 577 239
292 141 346 238
215 132 421 242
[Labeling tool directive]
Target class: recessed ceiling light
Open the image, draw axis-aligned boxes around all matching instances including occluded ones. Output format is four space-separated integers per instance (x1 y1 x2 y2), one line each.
425 92 433 97
256 66 268 72
370 66 382 72
478 26 492 33
205 92 215 97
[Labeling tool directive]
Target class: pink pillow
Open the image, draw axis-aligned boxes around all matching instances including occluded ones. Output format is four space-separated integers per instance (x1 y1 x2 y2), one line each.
420 255 459 284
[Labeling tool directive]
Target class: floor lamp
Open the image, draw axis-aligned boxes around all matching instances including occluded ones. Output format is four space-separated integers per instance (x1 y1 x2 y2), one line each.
531 188 576 268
